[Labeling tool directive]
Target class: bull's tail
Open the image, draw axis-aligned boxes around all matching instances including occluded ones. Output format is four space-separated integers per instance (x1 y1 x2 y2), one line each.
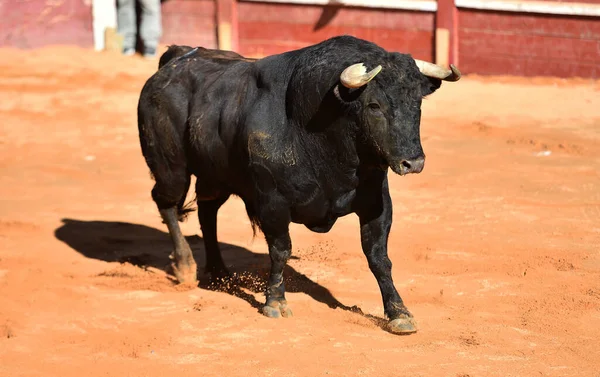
177 191 197 222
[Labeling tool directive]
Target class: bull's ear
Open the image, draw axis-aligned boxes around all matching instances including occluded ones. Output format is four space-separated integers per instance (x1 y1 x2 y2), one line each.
421 75 441 97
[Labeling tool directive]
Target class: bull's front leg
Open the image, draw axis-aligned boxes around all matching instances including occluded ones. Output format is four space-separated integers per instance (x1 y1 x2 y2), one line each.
261 231 294 318
254 183 294 319
356 171 417 334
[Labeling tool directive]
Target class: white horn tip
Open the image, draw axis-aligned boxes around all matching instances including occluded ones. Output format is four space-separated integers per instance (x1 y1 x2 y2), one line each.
448 64 462 82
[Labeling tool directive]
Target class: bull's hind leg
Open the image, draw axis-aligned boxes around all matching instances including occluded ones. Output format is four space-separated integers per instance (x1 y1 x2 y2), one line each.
159 207 197 284
138 89 196 284
152 176 198 285
196 195 230 280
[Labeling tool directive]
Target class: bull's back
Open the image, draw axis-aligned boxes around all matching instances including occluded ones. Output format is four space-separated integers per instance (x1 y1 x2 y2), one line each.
158 45 256 70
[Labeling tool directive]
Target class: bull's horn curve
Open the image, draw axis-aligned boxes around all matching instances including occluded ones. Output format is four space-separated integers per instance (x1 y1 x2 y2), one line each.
340 63 382 89
413 59 461 82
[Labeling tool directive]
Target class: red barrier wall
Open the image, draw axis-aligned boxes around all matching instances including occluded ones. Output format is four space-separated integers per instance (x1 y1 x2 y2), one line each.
1 0 598 78
0 0 93 48
458 9 600 78
162 0 217 48
237 2 436 61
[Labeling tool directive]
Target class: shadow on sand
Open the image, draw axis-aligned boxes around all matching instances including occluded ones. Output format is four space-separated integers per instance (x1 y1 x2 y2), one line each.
54 218 384 325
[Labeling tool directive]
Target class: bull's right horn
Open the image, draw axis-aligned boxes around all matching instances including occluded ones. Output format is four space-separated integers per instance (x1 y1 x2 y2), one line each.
340 63 382 89
414 59 461 82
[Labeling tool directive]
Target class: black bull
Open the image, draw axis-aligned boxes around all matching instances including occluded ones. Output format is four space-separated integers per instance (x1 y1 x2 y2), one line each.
137 35 461 334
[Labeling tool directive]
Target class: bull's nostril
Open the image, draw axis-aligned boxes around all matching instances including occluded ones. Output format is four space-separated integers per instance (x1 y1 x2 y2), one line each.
393 158 424 175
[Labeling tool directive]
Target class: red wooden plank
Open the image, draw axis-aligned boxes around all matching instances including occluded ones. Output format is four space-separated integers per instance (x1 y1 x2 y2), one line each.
237 1 434 60
162 13 216 29
458 53 599 78
161 30 217 48
162 0 215 14
436 0 459 64
239 21 434 59
459 29 599 62
240 41 434 61
161 0 217 48
437 0 456 30
240 41 434 60
459 9 600 39
0 0 92 48
162 16 216 35
216 0 239 51
457 9 600 77
238 2 434 31
239 41 311 57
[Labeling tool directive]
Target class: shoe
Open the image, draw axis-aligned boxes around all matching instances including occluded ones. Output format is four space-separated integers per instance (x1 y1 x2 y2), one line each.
123 47 135 56
143 47 157 59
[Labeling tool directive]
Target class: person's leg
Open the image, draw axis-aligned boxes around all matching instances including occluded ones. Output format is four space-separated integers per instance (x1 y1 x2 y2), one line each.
117 0 137 55
138 0 162 57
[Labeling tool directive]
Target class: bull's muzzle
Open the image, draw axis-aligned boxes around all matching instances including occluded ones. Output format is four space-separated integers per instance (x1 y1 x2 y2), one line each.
391 157 425 176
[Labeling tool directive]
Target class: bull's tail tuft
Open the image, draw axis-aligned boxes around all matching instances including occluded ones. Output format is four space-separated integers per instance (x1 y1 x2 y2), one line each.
177 194 197 222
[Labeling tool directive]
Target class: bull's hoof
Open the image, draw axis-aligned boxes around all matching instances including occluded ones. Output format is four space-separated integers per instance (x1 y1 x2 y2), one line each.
262 300 293 319
171 261 198 285
280 304 293 318
386 315 418 335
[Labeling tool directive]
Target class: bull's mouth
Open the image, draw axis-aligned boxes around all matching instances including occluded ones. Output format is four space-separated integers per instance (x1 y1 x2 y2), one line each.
389 157 425 176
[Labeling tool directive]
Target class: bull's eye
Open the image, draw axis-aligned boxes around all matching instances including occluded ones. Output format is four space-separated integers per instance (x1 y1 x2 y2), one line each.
368 102 381 110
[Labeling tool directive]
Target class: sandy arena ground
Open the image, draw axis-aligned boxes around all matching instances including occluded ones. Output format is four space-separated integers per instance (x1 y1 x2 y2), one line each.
0 46 599 377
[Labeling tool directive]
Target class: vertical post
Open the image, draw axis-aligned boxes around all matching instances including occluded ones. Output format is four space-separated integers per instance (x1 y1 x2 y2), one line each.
216 0 239 52
92 0 117 51
435 0 458 66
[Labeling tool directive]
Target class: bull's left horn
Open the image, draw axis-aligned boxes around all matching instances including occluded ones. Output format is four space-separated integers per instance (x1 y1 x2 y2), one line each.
340 63 382 89
413 59 461 82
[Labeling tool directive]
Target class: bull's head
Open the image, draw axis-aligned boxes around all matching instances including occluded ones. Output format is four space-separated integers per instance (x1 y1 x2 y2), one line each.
339 57 460 175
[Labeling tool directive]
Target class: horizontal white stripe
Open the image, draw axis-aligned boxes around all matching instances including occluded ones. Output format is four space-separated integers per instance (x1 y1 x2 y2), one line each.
240 0 438 12
455 0 600 17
